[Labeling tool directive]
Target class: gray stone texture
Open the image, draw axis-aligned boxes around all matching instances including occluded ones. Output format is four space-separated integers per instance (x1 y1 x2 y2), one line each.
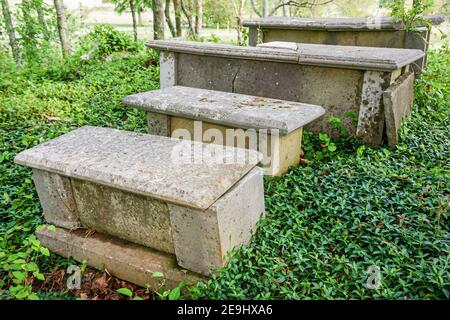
169 167 265 275
148 40 424 71
72 179 175 254
14 126 261 210
32 169 80 230
243 15 444 71
146 40 424 145
147 112 171 136
160 51 177 88
175 53 362 137
123 86 325 135
383 72 415 147
243 15 445 30
17 126 266 276
36 227 204 289
258 41 424 71
356 71 393 146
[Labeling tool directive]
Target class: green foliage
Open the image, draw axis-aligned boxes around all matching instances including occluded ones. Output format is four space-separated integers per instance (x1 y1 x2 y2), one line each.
110 0 152 14
14 0 58 64
0 40 158 298
150 271 199 300
83 24 143 59
1 19 448 300
0 224 50 300
203 0 237 28
381 0 435 31
195 49 450 300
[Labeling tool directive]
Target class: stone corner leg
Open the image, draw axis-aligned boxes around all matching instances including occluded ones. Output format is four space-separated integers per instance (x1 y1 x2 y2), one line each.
168 167 265 276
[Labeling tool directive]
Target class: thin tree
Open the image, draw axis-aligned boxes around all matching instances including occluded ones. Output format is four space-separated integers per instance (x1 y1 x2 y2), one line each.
194 0 202 35
1 0 21 64
250 0 333 17
180 0 195 37
152 0 165 39
173 0 182 37
232 0 246 45
53 0 71 56
165 0 176 37
130 0 138 41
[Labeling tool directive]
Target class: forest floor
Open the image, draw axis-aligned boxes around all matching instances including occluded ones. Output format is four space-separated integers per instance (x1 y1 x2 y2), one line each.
0 43 448 299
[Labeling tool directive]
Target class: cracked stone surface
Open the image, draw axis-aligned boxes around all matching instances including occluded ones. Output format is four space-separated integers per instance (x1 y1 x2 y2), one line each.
15 126 261 210
123 86 325 135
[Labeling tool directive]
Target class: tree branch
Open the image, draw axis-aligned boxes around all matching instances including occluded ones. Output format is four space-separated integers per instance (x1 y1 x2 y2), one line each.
250 0 262 17
268 0 334 16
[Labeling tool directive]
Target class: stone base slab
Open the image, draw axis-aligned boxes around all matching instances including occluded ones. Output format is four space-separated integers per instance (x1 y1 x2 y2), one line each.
36 227 204 289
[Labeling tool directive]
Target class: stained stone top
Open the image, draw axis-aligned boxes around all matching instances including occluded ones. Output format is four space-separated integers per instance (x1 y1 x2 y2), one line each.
147 39 424 71
147 39 299 63
243 15 446 31
14 126 261 210
123 86 325 135
258 41 424 71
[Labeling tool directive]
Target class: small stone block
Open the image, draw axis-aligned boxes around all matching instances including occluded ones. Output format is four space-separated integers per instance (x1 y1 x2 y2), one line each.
169 167 265 275
32 169 80 230
36 227 204 289
383 72 415 147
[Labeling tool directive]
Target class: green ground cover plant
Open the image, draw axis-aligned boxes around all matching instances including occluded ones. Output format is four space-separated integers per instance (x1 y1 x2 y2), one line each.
196 50 450 300
0 26 448 299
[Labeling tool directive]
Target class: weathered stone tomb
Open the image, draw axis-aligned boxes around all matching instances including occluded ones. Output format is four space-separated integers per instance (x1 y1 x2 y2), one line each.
15 126 265 286
244 15 445 72
123 86 325 176
146 39 423 146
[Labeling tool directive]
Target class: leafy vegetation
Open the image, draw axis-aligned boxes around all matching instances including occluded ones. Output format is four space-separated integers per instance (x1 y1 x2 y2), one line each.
194 50 449 300
0 28 156 299
0 15 448 299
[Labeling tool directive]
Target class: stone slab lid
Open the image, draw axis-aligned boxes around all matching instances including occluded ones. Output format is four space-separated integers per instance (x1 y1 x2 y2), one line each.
14 126 262 210
147 39 424 71
243 15 446 30
147 39 299 63
123 86 325 135
258 41 424 71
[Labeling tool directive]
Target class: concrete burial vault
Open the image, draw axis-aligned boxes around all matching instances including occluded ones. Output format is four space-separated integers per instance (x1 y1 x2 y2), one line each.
15 126 266 286
123 86 325 176
243 15 445 72
146 39 423 147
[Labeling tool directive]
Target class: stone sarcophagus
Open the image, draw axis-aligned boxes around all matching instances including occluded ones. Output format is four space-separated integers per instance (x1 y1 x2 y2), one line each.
147 39 423 147
123 86 325 176
15 126 265 286
243 15 445 72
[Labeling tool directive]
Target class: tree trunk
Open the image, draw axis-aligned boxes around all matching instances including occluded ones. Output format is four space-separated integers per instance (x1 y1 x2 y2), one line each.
282 2 287 16
165 0 176 37
130 0 138 41
180 0 195 38
53 0 71 56
173 0 182 37
250 0 262 17
1 0 21 64
233 0 246 45
36 1 49 40
262 0 268 17
152 0 165 40
138 11 143 26
194 0 202 35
